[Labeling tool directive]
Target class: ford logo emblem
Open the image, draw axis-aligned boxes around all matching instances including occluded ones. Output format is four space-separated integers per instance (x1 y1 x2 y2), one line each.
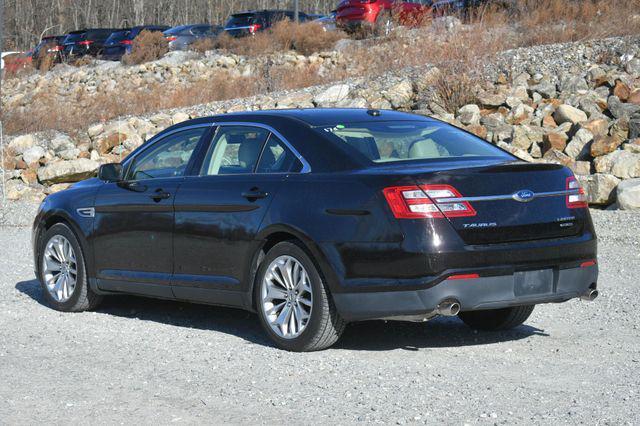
513 189 535 202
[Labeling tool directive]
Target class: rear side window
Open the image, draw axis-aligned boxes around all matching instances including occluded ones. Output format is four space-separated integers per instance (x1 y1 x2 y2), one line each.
226 14 258 27
86 30 116 40
256 135 303 174
320 121 512 164
201 126 270 175
64 32 85 43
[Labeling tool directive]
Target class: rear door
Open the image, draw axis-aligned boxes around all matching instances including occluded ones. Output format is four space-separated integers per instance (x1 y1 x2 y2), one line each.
172 125 305 305
92 126 208 296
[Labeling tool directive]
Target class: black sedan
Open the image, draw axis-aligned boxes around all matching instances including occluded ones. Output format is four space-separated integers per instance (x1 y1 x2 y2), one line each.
33 109 599 351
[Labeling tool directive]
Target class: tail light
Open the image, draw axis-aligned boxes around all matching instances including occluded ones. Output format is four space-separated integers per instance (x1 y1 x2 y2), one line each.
566 177 588 209
48 45 63 52
78 40 94 46
120 39 133 45
248 24 262 34
165 36 177 42
447 273 480 280
580 260 596 268
383 184 476 219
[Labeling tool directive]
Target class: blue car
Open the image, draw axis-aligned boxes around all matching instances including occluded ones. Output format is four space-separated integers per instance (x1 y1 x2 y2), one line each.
101 25 170 61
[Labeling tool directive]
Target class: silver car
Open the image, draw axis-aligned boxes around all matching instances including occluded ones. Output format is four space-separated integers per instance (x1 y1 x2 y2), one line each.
163 24 222 50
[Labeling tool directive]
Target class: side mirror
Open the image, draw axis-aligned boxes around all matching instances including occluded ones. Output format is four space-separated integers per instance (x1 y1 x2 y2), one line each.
98 163 123 182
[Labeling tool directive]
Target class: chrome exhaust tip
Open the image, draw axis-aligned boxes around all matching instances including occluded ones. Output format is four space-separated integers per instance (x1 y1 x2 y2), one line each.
580 289 599 302
437 300 461 316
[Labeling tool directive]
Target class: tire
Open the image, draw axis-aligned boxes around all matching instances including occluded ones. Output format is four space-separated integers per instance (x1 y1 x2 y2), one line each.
374 10 394 37
255 241 345 351
38 223 102 312
458 305 535 331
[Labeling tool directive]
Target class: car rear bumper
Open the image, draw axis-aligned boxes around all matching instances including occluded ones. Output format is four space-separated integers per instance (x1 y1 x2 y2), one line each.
332 264 598 321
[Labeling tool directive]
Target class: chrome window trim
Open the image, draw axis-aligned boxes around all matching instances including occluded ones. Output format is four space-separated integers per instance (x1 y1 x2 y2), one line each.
437 189 581 204
210 122 311 174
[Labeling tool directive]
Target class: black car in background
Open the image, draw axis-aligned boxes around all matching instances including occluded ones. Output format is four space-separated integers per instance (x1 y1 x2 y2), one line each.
33 35 66 66
163 24 223 50
32 109 599 351
62 28 120 59
102 25 170 60
224 10 311 37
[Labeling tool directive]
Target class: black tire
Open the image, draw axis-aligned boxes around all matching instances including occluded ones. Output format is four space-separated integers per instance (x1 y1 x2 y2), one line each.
458 305 535 331
38 223 103 312
255 241 346 352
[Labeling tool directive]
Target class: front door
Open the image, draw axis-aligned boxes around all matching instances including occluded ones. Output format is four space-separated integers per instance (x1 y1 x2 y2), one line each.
172 125 305 306
92 126 208 297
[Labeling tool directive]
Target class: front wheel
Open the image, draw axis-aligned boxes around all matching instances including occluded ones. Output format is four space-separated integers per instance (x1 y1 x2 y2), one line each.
256 242 345 351
38 223 102 312
458 305 535 331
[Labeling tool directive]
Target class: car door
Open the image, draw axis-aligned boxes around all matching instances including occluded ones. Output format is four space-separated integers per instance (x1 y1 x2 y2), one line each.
92 126 209 297
172 124 306 306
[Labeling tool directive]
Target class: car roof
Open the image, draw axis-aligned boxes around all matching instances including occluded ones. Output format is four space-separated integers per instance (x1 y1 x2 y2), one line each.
211 108 432 127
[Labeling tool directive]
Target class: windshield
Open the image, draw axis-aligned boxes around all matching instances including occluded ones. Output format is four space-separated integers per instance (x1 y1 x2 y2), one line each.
320 121 512 164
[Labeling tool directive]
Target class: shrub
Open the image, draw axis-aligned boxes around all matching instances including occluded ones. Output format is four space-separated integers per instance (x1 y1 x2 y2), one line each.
189 37 216 55
122 30 169 65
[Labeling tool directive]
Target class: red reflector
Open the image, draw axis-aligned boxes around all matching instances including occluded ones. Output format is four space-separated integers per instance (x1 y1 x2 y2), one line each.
249 23 262 33
120 39 133 45
383 184 476 219
78 40 93 46
580 260 596 268
447 273 480 280
166 36 177 42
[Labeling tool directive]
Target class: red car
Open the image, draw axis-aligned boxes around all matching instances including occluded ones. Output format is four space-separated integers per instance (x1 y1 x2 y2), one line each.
336 0 433 35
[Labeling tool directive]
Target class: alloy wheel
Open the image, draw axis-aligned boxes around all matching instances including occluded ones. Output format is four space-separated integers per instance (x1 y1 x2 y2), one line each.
261 255 313 339
42 235 77 303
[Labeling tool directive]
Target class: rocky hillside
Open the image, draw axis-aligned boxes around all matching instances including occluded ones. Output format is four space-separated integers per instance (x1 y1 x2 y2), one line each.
2 35 640 210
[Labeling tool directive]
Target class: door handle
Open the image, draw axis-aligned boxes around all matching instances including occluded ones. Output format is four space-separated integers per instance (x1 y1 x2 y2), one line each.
150 189 171 201
241 188 269 200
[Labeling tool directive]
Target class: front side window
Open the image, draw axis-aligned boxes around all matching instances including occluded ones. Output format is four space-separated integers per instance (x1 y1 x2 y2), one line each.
320 120 512 164
201 126 270 176
127 128 205 180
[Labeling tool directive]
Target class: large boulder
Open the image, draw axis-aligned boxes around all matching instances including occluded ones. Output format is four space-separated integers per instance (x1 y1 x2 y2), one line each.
617 178 640 210
8 134 37 155
457 104 481 126
313 84 350 106
553 104 587 125
564 128 593 160
578 173 620 205
383 79 414 109
22 146 46 164
37 159 99 184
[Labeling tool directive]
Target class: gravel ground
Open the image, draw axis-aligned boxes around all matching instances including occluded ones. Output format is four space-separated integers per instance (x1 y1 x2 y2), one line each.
0 205 639 424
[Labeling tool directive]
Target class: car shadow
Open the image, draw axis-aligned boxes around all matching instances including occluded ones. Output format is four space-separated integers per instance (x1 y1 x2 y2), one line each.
16 279 548 351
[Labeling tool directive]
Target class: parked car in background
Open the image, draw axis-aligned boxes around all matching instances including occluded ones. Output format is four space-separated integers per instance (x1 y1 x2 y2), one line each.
33 35 66 67
224 10 311 37
336 0 432 35
163 25 222 50
313 10 338 32
102 25 170 60
62 28 120 60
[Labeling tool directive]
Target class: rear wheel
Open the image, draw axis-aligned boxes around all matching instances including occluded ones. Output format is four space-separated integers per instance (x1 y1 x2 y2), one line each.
256 242 345 351
458 305 535 331
38 223 102 312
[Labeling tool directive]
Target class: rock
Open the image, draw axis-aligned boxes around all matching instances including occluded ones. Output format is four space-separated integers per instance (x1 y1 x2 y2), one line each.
543 132 568 152
508 103 534 125
313 84 350 106
591 135 623 157
172 112 190 124
457 104 481 125
629 119 640 139
45 183 72 194
617 178 640 210
87 124 105 139
542 115 557 128
565 128 593 159
50 134 75 152
613 80 631 101
543 148 573 166
4 179 40 201
581 118 609 138
511 125 543 150
21 146 45 164
570 161 591 176
497 141 534 162
578 173 620 205
477 92 505 107
529 80 556 99
553 104 588 125
383 80 414 109
58 148 81 160
8 135 36 155
465 124 488 140
625 58 640 76
37 159 99 184
628 90 640 105
275 92 314 109
611 152 640 179
610 118 629 141
94 133 127 155
608 95 640 119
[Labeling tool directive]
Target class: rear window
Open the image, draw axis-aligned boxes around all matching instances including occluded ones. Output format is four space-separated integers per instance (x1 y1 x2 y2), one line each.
226 14 260 27
320 121 511 164
64 32 86 43
86 29 117 40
